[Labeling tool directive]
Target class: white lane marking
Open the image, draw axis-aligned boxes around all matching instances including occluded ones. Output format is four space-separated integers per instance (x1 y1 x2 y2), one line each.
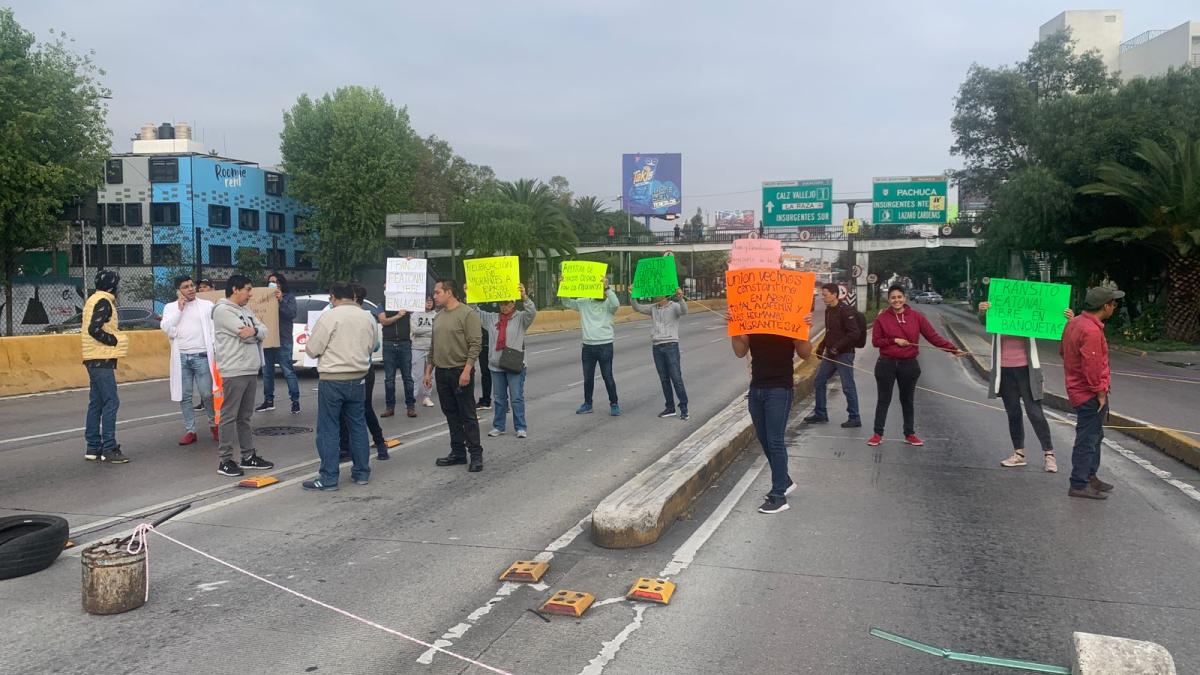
416 514 591 666
707 337 725 344
591 597 627 609
0 411 179 445
196 580 230 592
0 377 170 400
529 347 563 355
565 379 585 388
579 605 648 675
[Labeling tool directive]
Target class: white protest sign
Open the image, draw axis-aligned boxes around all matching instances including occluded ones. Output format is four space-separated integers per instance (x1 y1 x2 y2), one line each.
384 257 427 312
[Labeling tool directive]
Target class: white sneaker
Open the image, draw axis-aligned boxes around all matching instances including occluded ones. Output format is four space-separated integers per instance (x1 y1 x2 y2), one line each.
487 428 504 437
516 429 527 439
422 397 435 407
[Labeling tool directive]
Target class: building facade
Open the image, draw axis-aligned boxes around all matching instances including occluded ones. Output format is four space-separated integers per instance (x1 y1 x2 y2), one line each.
1040 10 1199 82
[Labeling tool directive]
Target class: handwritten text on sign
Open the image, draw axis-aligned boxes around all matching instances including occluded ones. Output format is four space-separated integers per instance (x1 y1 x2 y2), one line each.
464 256 520 303
729 238 782 270
985 278 1071 341
631 255 679 298
726 268 816 340
558 261 607 299
384 258 428 312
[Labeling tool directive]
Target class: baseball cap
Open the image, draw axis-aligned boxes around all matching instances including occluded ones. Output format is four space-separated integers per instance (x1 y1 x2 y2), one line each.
1084 286 1124 309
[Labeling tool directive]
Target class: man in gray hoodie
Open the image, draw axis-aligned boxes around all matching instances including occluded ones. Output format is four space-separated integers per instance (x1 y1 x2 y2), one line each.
632 288 690 420
212 275 275 477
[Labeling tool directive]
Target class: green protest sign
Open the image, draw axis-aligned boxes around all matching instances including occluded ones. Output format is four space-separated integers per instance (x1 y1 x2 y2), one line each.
558 261 607 299
631 256 678 298
985 278 1072 340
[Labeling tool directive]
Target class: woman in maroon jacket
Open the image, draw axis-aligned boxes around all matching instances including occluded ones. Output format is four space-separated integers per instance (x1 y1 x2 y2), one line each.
869 285 963 447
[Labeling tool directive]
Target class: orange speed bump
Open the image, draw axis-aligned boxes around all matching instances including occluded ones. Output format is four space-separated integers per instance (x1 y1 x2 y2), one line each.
539 590 594 617
626 578 675 605
385 437 403 449
237 475 279 488
499 560 549 583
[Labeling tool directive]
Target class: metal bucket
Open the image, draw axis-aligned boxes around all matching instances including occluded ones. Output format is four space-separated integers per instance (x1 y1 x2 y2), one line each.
81 538 146 615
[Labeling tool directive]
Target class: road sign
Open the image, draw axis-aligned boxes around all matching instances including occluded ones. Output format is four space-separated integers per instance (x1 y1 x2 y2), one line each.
872 176 948 225
982 276 991 286
941 225 953 236
867 273 878 284
851 264 863 278
843 218 861 235
971 224 983 235
762 179 832 228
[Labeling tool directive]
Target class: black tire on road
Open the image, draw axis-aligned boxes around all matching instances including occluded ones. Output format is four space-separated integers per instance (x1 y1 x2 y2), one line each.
0 515 70 580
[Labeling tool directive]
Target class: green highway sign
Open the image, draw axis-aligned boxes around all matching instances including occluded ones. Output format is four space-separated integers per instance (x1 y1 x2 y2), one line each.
762 179 832 228
872 176 948 225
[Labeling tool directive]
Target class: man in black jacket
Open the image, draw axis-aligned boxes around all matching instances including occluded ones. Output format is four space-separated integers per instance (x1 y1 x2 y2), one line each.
805 283 862 428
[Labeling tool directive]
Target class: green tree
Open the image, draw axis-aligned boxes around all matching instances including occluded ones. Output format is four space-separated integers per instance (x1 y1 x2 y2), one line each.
1073 132 1200 341
547 175 572 207
409 134 494 216
279 86 420 282
0 10 111 334
497 179 578 264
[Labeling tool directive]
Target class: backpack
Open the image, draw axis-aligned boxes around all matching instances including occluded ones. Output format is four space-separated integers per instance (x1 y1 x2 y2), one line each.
851 307 868 349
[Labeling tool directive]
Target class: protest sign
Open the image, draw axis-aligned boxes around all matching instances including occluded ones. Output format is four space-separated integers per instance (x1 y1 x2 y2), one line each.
729 238 782 270
464 256 520 303
301 309 325 368
199 288 280 349
631 256 679 298
725 268 816 340
985 278 1072 340
557 261 607 299
384 257 428 312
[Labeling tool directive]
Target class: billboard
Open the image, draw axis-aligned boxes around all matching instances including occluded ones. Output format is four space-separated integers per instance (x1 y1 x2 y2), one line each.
622 153 682 216
715 209 755 230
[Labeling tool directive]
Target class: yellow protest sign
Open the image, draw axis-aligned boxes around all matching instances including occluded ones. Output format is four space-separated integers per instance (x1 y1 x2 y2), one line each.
558 261 607 299
464 256 520 303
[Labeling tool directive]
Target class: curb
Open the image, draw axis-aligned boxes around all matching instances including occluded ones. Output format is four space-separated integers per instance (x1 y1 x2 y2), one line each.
942 322 1200 472
1073 632 1176 674
591 332 823 549
1110 343 1150 358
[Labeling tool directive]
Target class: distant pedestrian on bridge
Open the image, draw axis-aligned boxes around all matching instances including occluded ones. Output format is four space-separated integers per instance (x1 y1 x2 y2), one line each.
1061 286 1123 500
632 287 689 421
805 283 863 428
82 270 129 464
160 275 217 446
561 277 621 416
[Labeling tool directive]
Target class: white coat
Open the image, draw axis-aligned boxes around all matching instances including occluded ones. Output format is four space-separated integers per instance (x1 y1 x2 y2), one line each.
160 298 217 402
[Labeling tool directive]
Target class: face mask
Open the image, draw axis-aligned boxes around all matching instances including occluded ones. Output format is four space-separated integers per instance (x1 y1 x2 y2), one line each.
268 282 277 289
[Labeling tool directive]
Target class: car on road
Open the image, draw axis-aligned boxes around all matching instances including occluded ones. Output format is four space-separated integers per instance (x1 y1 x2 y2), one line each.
292 294 383 370
42 307 161 334
913 291 943 304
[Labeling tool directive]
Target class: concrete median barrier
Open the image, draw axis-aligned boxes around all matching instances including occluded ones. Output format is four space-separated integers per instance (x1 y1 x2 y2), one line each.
0 331 169 397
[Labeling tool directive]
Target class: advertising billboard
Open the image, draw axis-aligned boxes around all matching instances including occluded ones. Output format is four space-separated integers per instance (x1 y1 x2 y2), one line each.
715 209 755 230
622 153 682 216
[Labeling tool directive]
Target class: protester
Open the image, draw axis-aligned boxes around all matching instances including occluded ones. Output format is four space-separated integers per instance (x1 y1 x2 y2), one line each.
82 270 129 464
561 278 621 416
303 281 378 491
805 283 863 428
375 299 416 419
256 272 300 414
1061 286 1123 500
632 287 690 420
471 283 537 438
673 223 682 242
160 275 217 445
212 274 275 477
422 278 485 472
410 295 438 408
338 284 389 461
196 278 214 293
476 327 493 411
977 300 1074 473
868 285 963 447
730 317 813 514
607 225 616 243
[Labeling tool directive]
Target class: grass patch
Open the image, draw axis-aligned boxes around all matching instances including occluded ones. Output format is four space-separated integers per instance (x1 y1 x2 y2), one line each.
1108 334 1200 353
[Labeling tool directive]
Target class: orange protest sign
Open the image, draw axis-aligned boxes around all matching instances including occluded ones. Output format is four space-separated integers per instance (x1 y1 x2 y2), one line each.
725 268 816 340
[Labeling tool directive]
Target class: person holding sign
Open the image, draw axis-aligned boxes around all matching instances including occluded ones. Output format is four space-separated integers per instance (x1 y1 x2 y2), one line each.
468 283 537 438
423 279 486 472
868 285 963 448
561 277 622 416
977 295 1074 473
631 288 690 421
256 273 300 415
410 296 438 408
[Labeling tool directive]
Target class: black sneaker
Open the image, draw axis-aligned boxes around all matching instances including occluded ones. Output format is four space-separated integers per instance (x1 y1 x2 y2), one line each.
302 479 338 491
680 410 690 421
841 419 862 428
658 408 677 418
468 456 483 472
99 447 130 464
802 414 829 424
85 449 101 461
218 460 244 477
290 401 300 415
254 400 275 412
239 454 275 470
193 402 205 411
784 480 798 496
476 400 492 410
758 495 789 514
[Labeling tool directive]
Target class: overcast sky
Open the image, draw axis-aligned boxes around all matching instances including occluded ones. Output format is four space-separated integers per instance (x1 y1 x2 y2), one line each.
8 1 1198 228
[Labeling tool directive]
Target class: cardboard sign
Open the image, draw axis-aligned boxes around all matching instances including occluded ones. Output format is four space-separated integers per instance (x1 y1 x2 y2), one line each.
729 238 782 270
384 257 427 312
725 268 816 340
198 288 280 349
464 256 521 303
301 309 325 367
985 278 1072 340
558 261 607 299
631 256 678 298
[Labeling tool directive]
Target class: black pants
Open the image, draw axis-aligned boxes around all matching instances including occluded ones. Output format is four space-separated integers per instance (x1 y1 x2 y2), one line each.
477 333 492 404
340 369 385 453
999 367 1054 452
436 367 483 459
873 357 921 436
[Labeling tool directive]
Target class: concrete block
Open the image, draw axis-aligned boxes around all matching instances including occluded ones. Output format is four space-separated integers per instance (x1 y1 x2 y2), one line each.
1072 631 1176 674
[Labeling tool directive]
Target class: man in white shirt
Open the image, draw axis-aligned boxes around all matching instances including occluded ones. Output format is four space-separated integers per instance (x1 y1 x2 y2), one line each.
160 275 218 445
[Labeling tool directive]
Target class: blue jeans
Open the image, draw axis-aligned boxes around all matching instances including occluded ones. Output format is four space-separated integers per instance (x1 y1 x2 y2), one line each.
581 342 617 405
1069 396 1106 490
316 378 370 486
491 368 527 432
652 342 688 411
180 353 214 432
382 341 414 410
812 353 859 421
749 387 794 497
262 341 299 403
85 366 119 451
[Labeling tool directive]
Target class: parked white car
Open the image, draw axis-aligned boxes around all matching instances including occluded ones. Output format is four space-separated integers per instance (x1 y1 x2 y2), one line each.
292 294 384 370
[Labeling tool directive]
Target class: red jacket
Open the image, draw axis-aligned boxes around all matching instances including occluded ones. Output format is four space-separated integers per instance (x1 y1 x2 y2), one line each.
1060 312 1110 408
872 305 957 360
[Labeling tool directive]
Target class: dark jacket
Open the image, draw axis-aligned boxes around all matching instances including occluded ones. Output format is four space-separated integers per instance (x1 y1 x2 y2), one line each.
818 301 861 357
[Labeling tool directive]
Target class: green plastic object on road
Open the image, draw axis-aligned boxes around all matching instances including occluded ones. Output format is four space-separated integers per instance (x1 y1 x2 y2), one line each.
631 256 678 299
985 278 1072 341
870 628 1071 674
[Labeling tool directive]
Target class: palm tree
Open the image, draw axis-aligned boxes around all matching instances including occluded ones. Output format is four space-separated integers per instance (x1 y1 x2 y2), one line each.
569 195 608 239
1073 132 1200 341
498 178 578 263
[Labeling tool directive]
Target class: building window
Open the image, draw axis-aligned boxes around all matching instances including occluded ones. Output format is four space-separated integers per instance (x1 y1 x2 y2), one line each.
106 204 124 226
151 202 180 226
266 211 285 233
209 245 232 266
1105 14 1116 22
264 171 284 196
124 203 142 227
236 247 260 267
148 157 179 183
295 250 313 269
209 204 231 228
88 244 106 266
71 244 83 266
105 159 123 184
267 248 286 269
238 208 260 231
151 243 182 265
126 244 144 265
294 215 308 235
107 244 126 265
